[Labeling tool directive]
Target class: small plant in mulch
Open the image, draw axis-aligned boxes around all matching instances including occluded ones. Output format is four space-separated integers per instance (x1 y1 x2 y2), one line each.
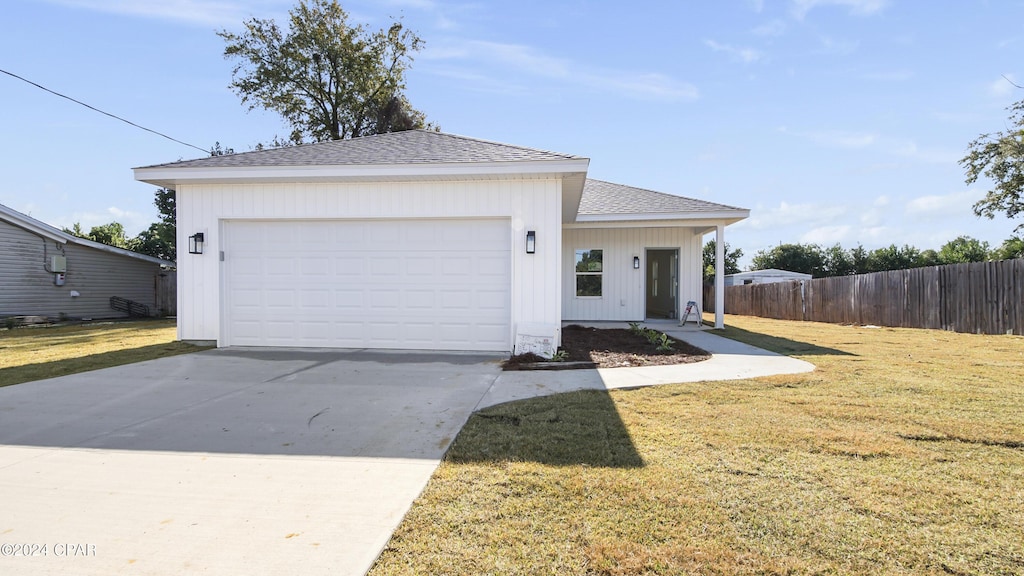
503 324 710 370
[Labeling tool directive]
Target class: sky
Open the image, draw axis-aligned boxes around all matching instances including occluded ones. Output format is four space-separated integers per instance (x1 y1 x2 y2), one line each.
1 0 1022 268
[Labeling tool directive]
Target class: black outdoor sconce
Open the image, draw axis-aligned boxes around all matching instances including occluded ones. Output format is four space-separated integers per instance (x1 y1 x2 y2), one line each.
526 230 536 254
633 256 640 269
188 232 205 255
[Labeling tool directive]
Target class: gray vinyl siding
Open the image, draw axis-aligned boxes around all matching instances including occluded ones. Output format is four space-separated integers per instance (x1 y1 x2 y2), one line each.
0 219 164 319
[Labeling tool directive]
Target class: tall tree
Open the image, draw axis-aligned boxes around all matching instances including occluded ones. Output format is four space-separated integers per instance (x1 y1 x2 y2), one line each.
865 244 924 272
702 240 743 281
992 235 1024 260
937 235 991 264
133 188 176 261
822 243 855 276
961 99 1024 232
218 0 427 144
750 243 826 277
64 221 136 249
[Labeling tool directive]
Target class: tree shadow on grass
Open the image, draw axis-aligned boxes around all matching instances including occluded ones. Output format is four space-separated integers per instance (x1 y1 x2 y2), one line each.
447 389 644 468
717 324 855 357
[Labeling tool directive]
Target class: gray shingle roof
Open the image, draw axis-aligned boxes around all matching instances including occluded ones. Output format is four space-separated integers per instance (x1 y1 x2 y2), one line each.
139 130 583 169
578 179 746 216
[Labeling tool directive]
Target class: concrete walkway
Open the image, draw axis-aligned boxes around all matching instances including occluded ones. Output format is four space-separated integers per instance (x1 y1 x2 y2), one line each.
0 327 812 576
479 322 815 408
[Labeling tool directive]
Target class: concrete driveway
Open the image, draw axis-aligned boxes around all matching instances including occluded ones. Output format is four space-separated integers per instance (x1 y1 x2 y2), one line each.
0 348 504 576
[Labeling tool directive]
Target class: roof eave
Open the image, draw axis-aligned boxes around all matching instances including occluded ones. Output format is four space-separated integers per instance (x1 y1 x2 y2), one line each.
67 236 175 267
133 158 591 189
0 204 173 267
573 209 750 223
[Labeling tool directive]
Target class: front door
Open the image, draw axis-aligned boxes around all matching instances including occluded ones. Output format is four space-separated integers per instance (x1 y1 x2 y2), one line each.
646 249 678 319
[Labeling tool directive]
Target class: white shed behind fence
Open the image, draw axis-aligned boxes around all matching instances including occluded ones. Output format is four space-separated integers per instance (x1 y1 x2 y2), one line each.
725 268 812 287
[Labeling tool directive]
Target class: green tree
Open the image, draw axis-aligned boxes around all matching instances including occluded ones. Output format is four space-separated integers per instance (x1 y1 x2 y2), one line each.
865 244 924 272
961 99 1024 232
702 240 743 281
750 243 826 277
135 188 176 261
822 243 855 276
64 222 134 249
218 0 427 144
63 222 86 238
850 244 870 274
917 249 941 267
992 235 1024 260
937 235 991 264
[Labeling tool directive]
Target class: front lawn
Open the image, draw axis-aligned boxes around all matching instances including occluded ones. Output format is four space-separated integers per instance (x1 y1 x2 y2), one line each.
371 315 1024 575
0 319 210 387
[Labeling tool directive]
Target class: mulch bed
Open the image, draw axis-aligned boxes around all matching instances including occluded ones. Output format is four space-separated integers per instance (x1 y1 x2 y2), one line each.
503 324 711 370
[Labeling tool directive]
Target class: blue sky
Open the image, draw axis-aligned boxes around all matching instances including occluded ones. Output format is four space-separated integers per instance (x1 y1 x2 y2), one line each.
2 0 1021 267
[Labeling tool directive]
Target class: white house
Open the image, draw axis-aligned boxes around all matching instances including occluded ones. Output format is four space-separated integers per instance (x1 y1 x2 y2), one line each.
0 203 174 320
134 130 748 352
725 268 812 287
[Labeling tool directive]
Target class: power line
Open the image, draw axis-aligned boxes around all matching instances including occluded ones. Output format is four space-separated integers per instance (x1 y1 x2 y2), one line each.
0 67 210 155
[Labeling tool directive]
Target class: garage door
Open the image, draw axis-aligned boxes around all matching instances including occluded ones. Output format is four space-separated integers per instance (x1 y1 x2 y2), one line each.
223 219 511 351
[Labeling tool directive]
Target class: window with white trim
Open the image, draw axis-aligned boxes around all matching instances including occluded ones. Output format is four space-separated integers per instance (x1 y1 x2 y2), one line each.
575 249 603 297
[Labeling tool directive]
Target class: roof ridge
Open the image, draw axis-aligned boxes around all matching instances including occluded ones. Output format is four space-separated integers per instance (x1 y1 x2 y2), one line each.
424 130 581 159
141 130 582 169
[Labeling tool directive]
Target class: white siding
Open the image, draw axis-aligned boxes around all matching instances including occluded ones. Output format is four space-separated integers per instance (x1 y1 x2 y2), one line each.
561 227 702 321
0 220 165 319
176 179 562 347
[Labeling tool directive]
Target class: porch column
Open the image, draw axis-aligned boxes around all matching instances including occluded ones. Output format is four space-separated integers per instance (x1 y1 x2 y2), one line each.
714 224 725 329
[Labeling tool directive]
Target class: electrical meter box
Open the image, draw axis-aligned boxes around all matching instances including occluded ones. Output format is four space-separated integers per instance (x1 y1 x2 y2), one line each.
50 255 67 273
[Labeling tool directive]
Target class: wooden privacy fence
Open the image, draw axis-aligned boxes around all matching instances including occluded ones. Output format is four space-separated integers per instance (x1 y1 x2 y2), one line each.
704 259 1024 335
154 270 177 317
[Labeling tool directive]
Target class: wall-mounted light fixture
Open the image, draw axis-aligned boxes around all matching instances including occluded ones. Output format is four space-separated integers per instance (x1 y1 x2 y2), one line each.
188 233 205 255
633 256 640 269
526 230 536 254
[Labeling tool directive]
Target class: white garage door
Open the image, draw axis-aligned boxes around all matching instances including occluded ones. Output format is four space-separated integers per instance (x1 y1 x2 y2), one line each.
223 219 511 351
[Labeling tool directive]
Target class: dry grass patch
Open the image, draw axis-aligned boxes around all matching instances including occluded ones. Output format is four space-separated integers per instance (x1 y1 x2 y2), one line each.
0 320 209 387
371 315 1024 575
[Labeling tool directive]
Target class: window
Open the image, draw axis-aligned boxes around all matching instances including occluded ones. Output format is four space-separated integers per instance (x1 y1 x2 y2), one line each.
575 249 603 297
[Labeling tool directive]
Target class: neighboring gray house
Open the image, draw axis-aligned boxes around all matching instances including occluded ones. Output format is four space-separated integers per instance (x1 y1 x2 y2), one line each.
0 203 175 320
134 130 749 351
725 268 812 287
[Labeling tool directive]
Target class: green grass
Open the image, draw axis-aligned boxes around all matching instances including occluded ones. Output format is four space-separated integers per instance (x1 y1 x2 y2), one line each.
370 315 1024 575
0 319 210 387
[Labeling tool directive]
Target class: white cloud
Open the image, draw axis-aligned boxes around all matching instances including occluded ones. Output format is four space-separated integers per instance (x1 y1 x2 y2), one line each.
780 127 877 149
752 19 787 37
704 40 763 63
421 40 698 102
814 34 860 55
41 0 278 27
890 141 960 164
66 207 152 236
745 200 849 230
905 190 980 217
861 70 913 81
791 0 887 19
780 128 958 163
988 74 1019 98
801 225 852 244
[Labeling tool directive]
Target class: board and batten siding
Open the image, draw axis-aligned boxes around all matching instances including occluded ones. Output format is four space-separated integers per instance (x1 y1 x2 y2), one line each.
562 226 702 321
0 219 164 319
176 179 562 345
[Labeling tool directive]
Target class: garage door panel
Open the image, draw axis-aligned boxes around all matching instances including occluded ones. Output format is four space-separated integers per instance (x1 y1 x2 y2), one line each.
225 219 510 351
335 257 364 275
405 290 435 309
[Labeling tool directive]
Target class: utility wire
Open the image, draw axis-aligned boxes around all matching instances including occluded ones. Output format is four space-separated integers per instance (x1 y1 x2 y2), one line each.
1 67 210 155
